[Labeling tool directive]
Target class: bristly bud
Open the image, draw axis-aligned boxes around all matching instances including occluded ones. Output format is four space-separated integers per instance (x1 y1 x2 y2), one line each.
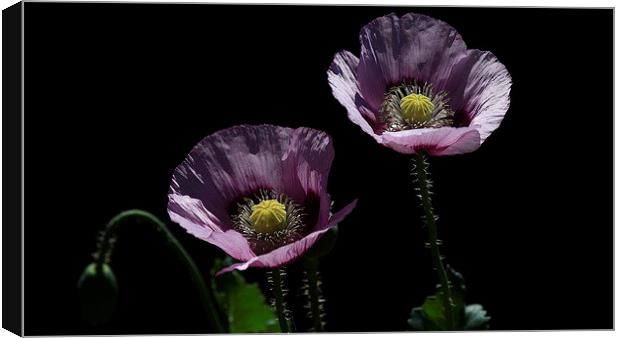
78 262 118 325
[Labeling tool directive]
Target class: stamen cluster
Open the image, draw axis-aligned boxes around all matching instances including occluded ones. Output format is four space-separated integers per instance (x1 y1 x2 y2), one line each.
232 189 307 254
380 82 455 132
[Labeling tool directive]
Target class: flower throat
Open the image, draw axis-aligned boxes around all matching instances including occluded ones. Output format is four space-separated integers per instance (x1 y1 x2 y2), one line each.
380 82 455 132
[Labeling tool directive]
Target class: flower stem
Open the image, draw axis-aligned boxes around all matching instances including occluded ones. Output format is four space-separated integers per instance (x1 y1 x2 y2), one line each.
269 268 292 333
413 153 456 330
94 209 226 333
304 259 324 332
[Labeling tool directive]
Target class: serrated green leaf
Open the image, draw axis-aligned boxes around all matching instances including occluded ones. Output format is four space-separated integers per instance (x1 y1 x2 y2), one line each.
227 281 280 333
211 257 280 333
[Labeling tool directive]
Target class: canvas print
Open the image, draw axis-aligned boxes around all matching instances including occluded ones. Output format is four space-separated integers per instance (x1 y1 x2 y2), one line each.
3 2 612 335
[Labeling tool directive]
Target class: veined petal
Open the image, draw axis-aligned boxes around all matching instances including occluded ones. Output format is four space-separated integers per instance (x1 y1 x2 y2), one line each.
167 195 255 261
169 125 295 227
357 13 467 109
328 50 382 140
381 126 481 155
446 50 512 142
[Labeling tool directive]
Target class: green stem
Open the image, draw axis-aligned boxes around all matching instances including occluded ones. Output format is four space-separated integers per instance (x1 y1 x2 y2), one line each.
305 260 324 332
270 268 292 333
413 153 456 330
94 209 226 333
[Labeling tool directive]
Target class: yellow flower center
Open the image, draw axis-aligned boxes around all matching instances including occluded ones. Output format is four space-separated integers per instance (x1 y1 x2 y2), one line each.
400 93 434 123
250 199 287 233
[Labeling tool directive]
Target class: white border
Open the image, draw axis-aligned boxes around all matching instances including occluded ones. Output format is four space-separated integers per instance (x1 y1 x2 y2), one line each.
0 1 615 338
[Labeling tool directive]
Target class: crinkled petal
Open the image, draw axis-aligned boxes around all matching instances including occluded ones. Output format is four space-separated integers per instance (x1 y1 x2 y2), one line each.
167 195 255 261
443 50 512 142
168 194 226 232
169 125 294 227
216 199 358 275
357 13 467 109
282 127 335 228
328 50 382 140
381 127 481 156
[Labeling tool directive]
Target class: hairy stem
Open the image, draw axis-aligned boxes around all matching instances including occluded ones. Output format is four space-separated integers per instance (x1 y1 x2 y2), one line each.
305 260 324 331
413 153 456 330
269 268 292 333
94 209 226 333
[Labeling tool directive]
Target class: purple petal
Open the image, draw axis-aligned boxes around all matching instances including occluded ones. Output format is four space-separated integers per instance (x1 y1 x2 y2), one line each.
444 50 512 142
327 50 382 140
282 127 335 227
216 199 358 275
319 198 358 231
169 125 305 226
381 127 481 156
168 194 226 233
167 195 255 261
283 127 335 191
357 13 467 109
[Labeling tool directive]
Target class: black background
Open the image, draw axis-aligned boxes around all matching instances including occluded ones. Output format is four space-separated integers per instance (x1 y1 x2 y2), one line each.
23 3 613 335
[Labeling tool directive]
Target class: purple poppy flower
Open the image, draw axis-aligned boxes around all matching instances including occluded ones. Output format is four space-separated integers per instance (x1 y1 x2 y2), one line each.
167 124 357 275
328 13 512 156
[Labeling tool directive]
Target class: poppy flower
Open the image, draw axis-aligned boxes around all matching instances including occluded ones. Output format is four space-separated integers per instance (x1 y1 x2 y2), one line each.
328 13 512 156
167 125 357 274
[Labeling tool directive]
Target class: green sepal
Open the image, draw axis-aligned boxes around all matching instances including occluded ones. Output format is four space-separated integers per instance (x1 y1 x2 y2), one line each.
211 257 280 333
408 266 490 331
77 262 118 325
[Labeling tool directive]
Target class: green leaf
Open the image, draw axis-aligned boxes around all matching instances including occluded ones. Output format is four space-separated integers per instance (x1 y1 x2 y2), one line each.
408 266 490 331
422 296 447 328
211 257 280 333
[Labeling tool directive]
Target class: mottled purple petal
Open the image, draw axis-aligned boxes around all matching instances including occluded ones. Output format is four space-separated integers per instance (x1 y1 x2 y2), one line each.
216 199 358 275
327 50 382 141
357 13 467 109
169 125 302 226
381 127 481 156
446 50 512 142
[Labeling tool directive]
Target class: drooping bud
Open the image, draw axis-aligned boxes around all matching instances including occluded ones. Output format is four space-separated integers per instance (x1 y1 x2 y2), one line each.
78 262 118 325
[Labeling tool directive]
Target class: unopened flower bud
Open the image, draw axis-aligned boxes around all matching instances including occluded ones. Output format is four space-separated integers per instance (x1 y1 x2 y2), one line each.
78 262 118 325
